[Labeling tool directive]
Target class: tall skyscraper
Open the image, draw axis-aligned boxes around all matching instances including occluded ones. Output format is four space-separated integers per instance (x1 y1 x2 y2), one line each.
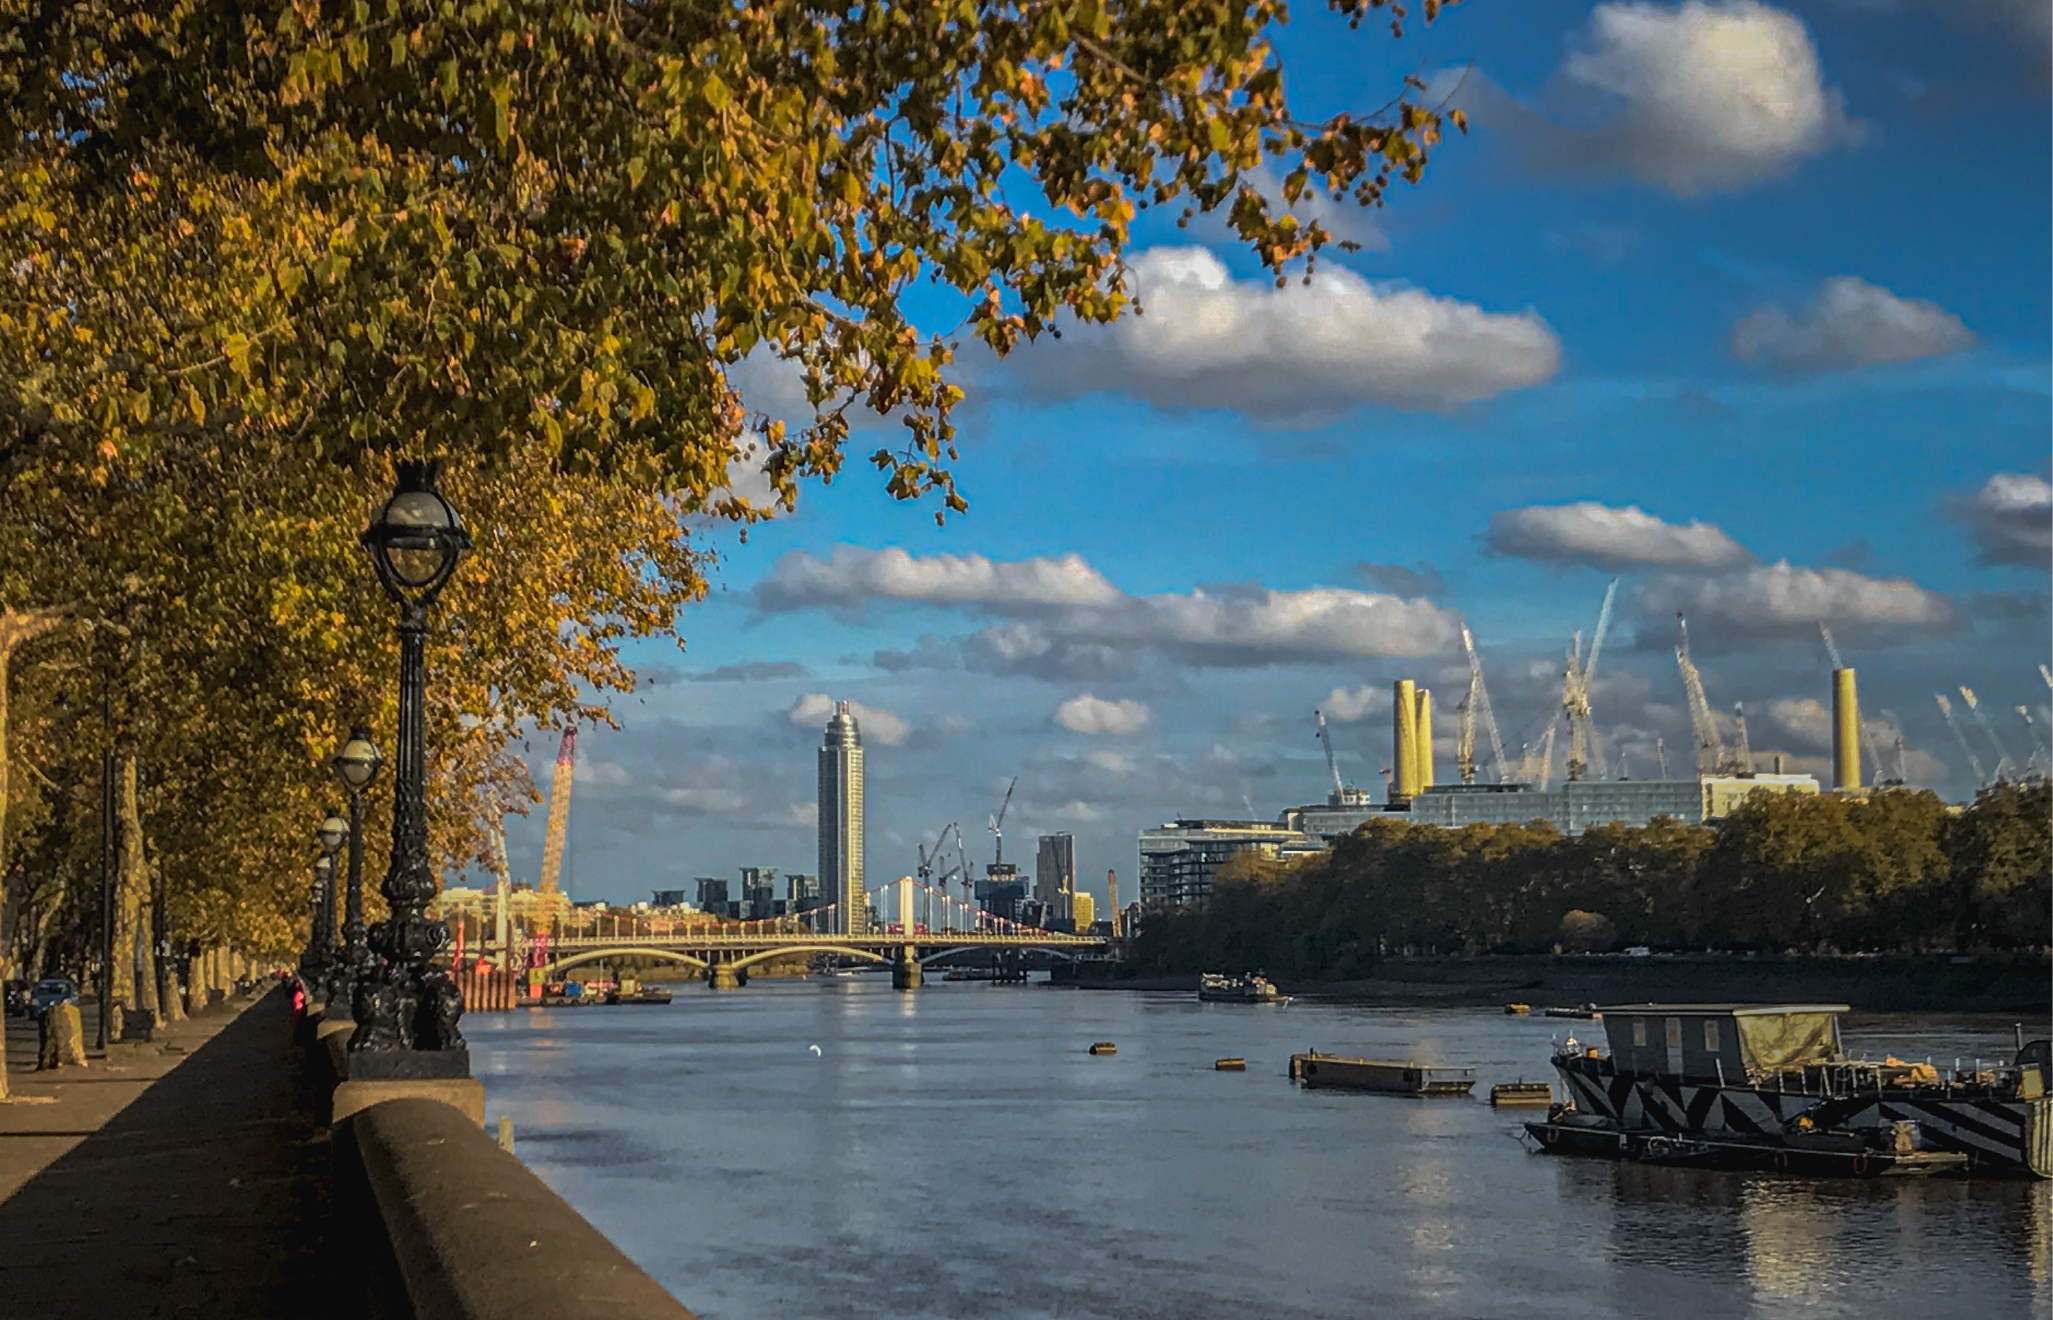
1035 833 1076 924
739 866 778 920
818 701 866 934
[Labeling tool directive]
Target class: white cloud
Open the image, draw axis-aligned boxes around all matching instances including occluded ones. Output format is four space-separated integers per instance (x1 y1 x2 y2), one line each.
1641 562 1956 641
1950 473 2051 570
1552 1 1862 195
1731 276 1976 373
1056 694 1153 736
1322 684 1393 722
786 693 911 746
1085 749 1136 775
1484 502 1755 569
657 786 751 814
1004 246 1560 423
758 546 1121 612
760 547 1463 670
1046 800 1110 823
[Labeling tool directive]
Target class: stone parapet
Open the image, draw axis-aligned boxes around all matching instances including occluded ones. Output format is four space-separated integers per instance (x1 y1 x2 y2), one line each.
340 1098 696 1319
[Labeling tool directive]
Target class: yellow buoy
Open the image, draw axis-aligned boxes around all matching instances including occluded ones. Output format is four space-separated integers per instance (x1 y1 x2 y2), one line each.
1088 1042 1117 1055
1215 1057 1247 1071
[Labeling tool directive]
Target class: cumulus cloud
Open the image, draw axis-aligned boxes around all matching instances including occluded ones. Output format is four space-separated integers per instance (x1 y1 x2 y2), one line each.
759 547 1121 613
1949 473 2051 570
1484 502 1755 570
1322 685 1393 722
1055 694 1152 736
1355 561 1446 596
690 660 810 683
1002 246 1560 423
1556 1 1862 195
786 693 911 746
1639 562 1956 642
760 546 1463 671
1730 276 1976 373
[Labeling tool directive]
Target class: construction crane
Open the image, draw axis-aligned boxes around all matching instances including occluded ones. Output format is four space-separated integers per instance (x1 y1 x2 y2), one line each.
1458 625 1508 784
918 823 962 884
1513 725 1558 791
988 776 1018 867
1934 694 1989 788
2042 663 2052 696
1655 737 1669 778
1819 623 1844 671
537 726 577 908
1732 703 1755 774
2016 706 2046 776
1959 686 2018 781
1675 614 1729 775
1563 580 1618 782
1315 710 1370 807
1891 735 1908 787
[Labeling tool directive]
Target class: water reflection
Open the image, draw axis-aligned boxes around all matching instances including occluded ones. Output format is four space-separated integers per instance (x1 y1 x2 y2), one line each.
466 991 2049 1320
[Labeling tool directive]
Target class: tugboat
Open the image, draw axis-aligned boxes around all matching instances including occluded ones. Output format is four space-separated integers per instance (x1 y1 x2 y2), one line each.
1538 1003 2052 1178
1197 972 1289 1004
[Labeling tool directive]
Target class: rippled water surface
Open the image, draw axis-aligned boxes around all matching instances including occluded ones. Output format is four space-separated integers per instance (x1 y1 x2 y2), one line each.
467 982 2051 1320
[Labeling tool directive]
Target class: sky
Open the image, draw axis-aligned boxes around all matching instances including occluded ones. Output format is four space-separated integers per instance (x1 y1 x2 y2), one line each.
487 0 2051 917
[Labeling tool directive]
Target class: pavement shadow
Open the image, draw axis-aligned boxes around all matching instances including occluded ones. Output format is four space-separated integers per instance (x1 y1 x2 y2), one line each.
0 987 341 1320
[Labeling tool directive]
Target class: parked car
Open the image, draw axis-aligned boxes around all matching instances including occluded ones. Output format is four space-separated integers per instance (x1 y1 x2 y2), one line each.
28 978 77 1019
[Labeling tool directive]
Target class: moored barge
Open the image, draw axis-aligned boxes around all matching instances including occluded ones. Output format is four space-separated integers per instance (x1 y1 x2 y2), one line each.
1548 1003 2052 1178
1291 1051 1475 1096
1198 972 1289 1004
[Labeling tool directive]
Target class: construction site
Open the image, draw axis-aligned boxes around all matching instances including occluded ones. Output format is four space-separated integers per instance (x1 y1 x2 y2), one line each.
1302 580 2048 834
1147 582 2049 910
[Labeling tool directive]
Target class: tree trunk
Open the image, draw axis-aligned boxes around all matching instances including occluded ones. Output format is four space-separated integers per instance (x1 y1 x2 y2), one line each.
0 605 66 1096
152 866 183 1023
111 754 145 1024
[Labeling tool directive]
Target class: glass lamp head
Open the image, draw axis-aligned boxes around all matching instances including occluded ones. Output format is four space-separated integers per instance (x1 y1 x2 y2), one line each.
362 461 471 606
335 725 383 792
318 814 348 854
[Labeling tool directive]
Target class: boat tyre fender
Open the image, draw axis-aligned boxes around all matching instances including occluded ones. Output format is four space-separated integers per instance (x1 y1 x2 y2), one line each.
1645 1136 1672 1159
1543 1125 1557 1146
1851 1153 1869 1175
1773 1150 1789 1172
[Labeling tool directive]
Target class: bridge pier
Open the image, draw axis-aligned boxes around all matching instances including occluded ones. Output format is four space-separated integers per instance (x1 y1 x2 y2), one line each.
892 948 923 991
707 958 743 990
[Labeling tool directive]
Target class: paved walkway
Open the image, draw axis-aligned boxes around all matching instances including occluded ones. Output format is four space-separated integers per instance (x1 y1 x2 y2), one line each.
0 987 337 1319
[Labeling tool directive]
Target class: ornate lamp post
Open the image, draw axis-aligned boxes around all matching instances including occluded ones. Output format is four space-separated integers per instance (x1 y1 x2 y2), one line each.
350 461 473 1075
315 810 349 1001
304 837 338 978
329 726 383 1014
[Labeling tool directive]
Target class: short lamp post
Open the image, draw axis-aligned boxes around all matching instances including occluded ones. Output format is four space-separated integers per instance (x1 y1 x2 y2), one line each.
349 460 473 1074
304 845 337 977
329 725 383 1015
315 810 349 1001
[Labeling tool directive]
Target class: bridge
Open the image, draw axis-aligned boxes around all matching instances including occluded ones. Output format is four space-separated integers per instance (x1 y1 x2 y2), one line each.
468 878 1108 990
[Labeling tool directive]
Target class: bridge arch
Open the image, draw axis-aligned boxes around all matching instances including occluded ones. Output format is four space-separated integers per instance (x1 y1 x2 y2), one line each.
728 945 889 973
544 946 708 978
916 943 1086 967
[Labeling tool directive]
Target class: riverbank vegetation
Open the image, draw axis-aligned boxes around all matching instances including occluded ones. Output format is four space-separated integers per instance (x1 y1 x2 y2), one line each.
1132 783 2052 978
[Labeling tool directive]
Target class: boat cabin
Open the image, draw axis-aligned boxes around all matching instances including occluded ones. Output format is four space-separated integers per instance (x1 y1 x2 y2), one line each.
1598 1004 1848 1083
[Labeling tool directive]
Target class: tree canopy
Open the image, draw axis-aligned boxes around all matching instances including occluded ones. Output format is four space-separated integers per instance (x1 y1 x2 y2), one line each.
0 1 1464 986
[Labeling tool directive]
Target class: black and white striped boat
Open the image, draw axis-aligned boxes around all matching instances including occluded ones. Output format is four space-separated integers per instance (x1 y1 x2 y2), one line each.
1550 1004 2053 1178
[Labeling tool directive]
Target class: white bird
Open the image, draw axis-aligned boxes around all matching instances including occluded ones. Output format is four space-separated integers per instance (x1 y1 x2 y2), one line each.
808 1044 822 1057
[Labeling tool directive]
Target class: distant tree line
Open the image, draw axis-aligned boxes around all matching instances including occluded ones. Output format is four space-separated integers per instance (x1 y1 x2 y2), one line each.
1131 783 2051 977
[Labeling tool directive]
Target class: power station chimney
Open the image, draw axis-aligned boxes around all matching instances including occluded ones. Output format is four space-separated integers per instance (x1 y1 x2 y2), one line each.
1415 688 1435 791
1107 869 1119 940
1392 679 1419 805
1832 668 1862 791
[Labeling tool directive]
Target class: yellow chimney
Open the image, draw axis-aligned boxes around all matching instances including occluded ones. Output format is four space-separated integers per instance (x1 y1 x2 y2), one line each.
1832 668 1861 791
1416 688 1435 790
1393 679 1419 803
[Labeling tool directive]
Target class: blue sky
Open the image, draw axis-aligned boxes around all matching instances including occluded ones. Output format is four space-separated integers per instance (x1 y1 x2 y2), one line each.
493 0 2051 914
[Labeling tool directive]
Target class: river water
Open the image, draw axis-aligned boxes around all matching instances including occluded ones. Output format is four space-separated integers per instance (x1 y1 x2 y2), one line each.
467 980 2051 1320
